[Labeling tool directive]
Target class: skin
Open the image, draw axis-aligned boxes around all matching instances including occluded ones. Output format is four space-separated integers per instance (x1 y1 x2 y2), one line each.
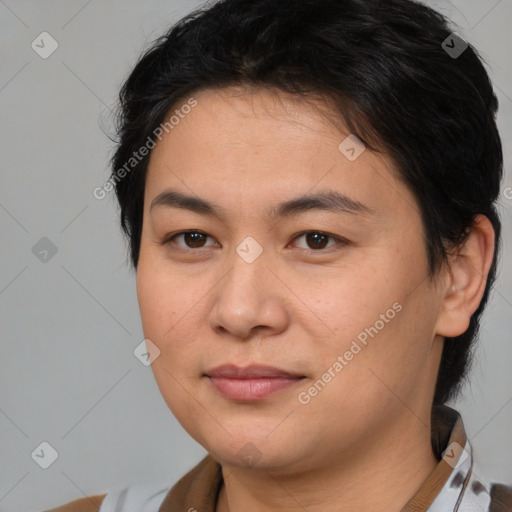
136 86 495 512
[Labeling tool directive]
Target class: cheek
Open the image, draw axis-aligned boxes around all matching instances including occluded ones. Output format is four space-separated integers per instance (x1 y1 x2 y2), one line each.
136 259 213 382
137 267 170 339
295 254 430 378
136 263 206 421
136 262 183 371
137 258 194 337
292 261 393 339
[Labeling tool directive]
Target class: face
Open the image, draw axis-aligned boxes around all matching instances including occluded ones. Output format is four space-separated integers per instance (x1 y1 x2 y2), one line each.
136 86 446 472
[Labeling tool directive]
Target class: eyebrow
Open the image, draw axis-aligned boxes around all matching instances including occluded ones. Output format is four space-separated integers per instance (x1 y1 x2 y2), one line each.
149 188 375 220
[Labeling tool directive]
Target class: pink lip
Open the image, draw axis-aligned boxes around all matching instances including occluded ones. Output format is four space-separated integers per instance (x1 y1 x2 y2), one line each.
205 364 305 401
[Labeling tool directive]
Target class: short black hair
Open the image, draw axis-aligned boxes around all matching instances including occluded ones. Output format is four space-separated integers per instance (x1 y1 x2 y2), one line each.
110 0 503 405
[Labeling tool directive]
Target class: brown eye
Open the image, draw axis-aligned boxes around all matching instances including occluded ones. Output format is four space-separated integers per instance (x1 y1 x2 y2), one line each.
293 231 340 251
182 231 208 248
166 231 215 249
305 232 330 249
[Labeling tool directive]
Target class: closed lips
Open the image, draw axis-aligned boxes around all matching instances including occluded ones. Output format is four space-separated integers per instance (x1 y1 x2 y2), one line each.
205 365 306 400
204 364 305 379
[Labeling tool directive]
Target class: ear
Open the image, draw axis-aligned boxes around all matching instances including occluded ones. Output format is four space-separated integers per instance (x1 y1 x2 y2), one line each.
435 215 496 338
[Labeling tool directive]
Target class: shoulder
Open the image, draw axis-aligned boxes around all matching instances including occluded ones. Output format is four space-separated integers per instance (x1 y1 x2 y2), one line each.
43 494 106 512
41 479 172 512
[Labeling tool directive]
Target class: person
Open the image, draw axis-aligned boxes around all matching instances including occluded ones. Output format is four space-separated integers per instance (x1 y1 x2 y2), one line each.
44 0 512 510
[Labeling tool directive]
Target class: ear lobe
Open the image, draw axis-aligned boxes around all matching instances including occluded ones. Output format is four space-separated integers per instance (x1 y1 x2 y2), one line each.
435 214 495 338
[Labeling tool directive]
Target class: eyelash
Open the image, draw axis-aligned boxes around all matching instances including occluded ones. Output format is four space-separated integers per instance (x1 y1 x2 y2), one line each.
161 230 348 253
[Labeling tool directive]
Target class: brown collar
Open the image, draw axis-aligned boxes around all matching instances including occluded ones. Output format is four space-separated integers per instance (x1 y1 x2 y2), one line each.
402 404 467 511
158 405 466 512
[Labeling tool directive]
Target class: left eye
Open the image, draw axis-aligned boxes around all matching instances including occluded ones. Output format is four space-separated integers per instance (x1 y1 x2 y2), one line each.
290 231 342 251
164 230 344 252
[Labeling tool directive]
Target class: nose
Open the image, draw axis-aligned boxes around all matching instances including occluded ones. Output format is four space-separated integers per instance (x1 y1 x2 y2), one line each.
209 246 289 341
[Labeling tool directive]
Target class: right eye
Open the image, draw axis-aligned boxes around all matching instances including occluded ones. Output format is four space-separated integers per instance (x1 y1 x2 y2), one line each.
163 230 219 250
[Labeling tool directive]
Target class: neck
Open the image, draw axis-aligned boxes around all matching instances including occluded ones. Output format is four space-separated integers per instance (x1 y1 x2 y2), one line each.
215 413 439 512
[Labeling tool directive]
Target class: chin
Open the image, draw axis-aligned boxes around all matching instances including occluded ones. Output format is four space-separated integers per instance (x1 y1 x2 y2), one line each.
197 426 309 472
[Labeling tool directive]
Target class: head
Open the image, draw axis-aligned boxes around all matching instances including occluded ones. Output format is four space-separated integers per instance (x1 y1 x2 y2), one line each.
109 0 502 470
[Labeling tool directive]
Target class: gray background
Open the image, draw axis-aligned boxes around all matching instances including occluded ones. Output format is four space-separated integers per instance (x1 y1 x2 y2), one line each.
1 1 511 510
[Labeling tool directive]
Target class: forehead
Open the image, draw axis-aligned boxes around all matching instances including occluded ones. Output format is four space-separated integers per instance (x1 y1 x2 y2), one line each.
144 87 418 224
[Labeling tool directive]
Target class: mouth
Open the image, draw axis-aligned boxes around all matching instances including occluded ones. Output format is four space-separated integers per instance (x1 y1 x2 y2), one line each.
204 364 306 401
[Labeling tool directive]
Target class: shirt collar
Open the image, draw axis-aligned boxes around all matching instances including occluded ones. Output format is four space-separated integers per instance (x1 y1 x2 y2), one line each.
158 405 488 512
